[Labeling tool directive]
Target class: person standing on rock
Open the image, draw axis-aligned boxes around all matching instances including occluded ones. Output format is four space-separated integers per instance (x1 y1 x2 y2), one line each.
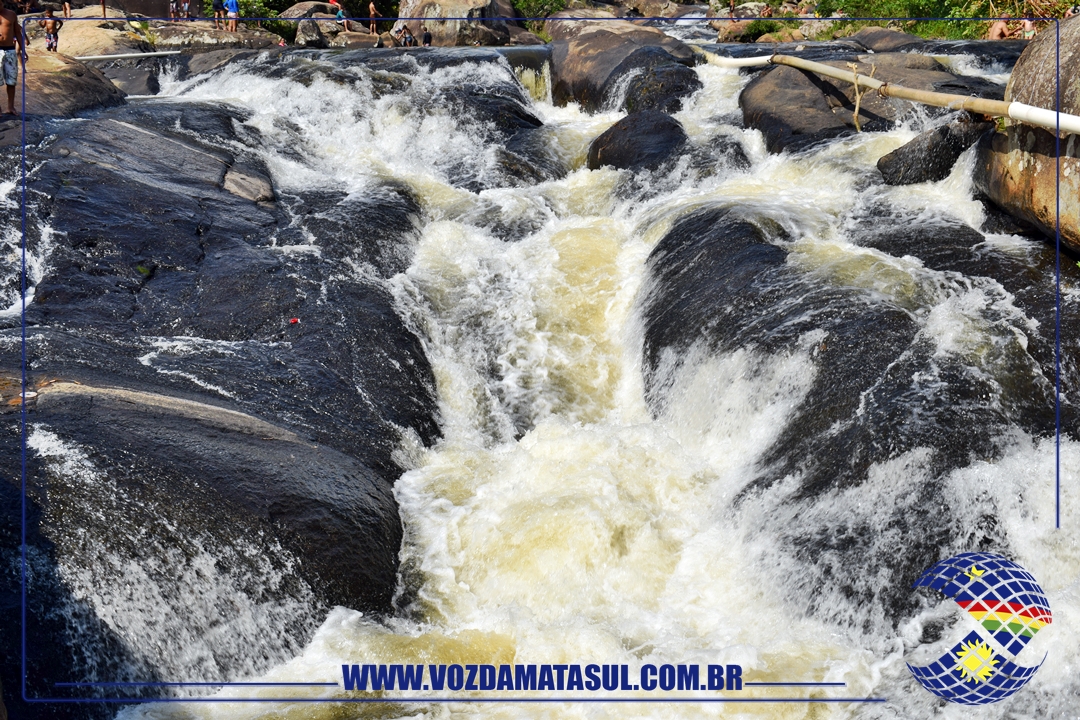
422 25 431 45
62 0 70 17
38 9 62 52
213 0 225 28
369 0 381 34
0 3 26 116
225 0 239 31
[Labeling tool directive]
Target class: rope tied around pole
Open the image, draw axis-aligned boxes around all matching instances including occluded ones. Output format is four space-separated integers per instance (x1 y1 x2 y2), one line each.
846 62 876 132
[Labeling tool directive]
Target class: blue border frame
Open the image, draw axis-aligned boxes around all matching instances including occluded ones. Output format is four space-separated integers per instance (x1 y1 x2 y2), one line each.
14 11 1062 708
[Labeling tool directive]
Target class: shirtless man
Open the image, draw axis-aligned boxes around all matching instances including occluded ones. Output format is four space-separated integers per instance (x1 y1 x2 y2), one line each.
0 4 26 116
369 0 382 34
988 14 1013 40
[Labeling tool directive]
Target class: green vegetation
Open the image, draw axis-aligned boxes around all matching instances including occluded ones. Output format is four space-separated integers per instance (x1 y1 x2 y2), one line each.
743 19 782 40
812 0 1075 40
512 0 567 34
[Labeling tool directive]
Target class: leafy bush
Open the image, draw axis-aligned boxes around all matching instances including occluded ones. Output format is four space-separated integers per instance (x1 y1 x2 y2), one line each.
743 18 781 40
511 0 567 34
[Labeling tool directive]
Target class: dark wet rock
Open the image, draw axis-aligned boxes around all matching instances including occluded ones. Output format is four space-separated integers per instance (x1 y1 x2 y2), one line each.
877 115 994 185
587 110 688 171
35 381 403 612
618 45 703 114
739 65 850 153
21 51 126 117
850 209 1077 433
975 16 1080 252
441 80 543 135
283 184 421 278
549 20 701 113
1 97 440 649
639 204 1066 628
508 25 545 45
296 17 332 48
495 45 551 73
741 55 1005 153
1 431 131 719
976 195 1040 236
185 47 263 77
100 65 160 95
847 25 924 53
685 134 750 175
918 39 1028 67
708 40 864 63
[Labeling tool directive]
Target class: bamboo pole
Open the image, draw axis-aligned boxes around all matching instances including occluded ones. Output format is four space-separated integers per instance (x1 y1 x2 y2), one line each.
704 50 1080 135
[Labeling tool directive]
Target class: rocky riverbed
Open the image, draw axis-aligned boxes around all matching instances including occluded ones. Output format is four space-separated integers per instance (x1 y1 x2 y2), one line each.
2 9 1079 720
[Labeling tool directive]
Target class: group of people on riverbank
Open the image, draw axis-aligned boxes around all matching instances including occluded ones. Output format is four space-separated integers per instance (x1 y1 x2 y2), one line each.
987 8 1077 41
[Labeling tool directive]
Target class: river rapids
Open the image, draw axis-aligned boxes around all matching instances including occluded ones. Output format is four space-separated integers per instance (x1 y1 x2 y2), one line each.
4 33 1080 720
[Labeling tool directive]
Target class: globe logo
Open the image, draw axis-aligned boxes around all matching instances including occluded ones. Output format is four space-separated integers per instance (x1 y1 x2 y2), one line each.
908 552 1051 705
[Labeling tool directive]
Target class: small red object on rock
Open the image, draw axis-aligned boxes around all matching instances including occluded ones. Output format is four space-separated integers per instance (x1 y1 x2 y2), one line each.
289 318 300 324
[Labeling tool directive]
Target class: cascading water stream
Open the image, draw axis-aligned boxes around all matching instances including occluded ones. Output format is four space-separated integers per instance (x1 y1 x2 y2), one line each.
6 43 1075 720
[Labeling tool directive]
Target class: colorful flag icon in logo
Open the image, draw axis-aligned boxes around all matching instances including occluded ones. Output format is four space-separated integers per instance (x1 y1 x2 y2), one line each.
907 552 1051 705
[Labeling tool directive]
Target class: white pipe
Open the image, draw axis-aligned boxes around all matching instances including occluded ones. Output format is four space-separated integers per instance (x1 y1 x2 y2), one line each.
1009 102 1080 136
704 53 774 67
74 51 183 61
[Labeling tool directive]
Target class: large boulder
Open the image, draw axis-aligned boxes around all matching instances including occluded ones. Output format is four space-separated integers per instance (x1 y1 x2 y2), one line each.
638 203 1063 631
278 0 340 17
877 114 995 185
20 50 126 117
394 0 510 46
0 97 442 708
741 53 1005 153
331 30 379 47
847 25 924 52
587 110 688 171
149 21 284 49
974 16 1080 252
544 8 619 41
549 19 701 113
23 8 150 57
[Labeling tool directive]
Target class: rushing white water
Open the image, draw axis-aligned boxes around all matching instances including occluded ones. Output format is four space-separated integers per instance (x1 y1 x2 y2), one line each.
80 48 1080 720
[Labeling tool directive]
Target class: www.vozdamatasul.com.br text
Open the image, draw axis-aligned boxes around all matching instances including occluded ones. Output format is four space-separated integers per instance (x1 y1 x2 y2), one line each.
342 663 745 692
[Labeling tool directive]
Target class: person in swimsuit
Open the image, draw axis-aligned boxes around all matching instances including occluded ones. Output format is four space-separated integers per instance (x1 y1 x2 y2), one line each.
1021 18 1036 39
369 0 382 34
38 9 62 52
0 4 26 116
225 0 239 31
